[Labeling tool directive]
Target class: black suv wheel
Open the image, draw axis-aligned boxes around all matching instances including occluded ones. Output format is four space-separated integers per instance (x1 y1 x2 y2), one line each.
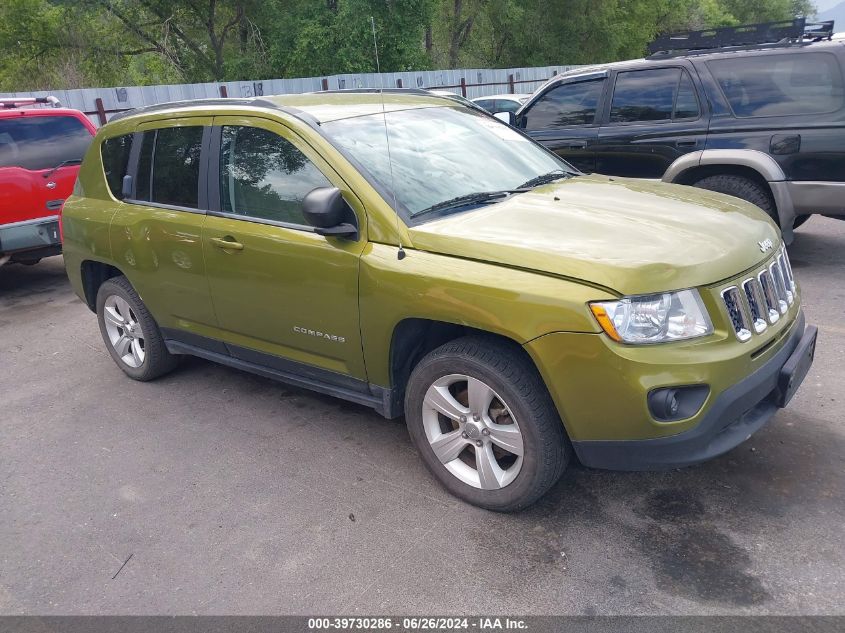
404 336 569 511
693 174 776 220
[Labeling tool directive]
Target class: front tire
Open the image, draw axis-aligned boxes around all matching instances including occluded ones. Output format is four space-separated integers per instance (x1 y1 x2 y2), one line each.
96 276 178 381
405 336 569 511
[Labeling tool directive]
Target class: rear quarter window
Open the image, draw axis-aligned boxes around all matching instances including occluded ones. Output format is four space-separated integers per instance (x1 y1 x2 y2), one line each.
0 115 92 170
708 52 845 117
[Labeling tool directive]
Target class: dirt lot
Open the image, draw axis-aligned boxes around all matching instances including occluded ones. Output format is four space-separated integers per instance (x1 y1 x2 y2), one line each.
1 216 843 615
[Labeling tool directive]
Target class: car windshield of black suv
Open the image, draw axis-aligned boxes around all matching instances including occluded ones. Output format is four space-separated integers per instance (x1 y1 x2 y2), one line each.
322 106 576 221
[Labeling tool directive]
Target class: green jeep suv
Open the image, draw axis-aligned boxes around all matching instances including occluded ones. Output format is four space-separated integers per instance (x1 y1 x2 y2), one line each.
62 92 817 511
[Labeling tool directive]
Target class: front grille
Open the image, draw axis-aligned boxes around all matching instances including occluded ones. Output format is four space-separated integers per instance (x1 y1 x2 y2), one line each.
721 246 796 342
721 286 752 342
741 278 768 334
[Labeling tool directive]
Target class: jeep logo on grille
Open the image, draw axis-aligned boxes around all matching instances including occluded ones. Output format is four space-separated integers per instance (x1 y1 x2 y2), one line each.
758 238 774 253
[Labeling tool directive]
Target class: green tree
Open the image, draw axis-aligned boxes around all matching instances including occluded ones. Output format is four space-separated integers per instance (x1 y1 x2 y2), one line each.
0 0 820 92
281 0 434 77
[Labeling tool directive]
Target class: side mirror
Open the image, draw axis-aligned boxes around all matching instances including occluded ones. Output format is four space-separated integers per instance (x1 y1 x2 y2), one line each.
302 187 359 240
493 111 516 126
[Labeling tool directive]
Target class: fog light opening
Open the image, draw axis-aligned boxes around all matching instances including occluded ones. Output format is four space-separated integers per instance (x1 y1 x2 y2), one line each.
648 385 710 422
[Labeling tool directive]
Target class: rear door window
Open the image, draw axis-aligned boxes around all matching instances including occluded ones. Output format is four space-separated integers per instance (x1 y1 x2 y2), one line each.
0 115 91 171
522 79 605 130
609 68 700 123
101 134 133 199
134 126 204 208
708 52 845 117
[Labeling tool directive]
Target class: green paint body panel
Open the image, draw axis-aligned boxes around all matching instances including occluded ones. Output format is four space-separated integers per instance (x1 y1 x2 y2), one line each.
410 175 780 296
527 270 801 441
62 93 803 444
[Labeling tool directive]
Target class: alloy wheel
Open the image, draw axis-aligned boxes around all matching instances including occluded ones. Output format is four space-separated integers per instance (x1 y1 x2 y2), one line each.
421 373 524 489
103 295 146 368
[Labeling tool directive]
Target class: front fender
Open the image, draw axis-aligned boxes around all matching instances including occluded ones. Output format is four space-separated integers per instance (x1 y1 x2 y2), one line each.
358 242 609 386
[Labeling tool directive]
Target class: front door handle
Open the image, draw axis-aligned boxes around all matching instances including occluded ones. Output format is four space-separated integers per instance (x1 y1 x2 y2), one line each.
675 140 698 148
567 141 588 149
210 237 244 251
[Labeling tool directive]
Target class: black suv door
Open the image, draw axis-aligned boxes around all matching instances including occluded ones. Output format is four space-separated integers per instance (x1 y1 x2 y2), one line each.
593 65 708 178
515 73 607 173
702 49 845 183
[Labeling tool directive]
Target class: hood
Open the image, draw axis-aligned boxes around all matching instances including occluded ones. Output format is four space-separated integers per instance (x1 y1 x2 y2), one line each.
408 175 781 296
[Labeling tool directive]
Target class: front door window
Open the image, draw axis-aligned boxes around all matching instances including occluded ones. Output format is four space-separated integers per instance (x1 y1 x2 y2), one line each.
219 125 332 226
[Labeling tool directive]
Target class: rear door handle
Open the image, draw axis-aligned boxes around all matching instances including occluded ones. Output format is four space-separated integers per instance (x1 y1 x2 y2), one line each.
210 237 244 251
675 140 698 147
567 141 588 149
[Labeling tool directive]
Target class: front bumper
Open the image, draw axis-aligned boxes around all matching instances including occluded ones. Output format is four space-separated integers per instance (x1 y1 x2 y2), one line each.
0 215 61 259
572 312 816 470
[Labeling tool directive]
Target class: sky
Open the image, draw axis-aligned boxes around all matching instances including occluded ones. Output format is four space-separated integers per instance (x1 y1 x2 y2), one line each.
816 0 842 12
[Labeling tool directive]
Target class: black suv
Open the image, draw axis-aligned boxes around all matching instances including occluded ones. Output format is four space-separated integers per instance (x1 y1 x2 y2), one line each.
514 19 845 242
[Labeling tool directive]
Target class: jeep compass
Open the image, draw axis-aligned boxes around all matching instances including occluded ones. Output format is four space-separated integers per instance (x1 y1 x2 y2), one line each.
61 92 817 510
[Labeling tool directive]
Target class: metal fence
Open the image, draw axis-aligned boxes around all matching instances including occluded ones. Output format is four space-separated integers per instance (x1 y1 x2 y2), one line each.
0 65 582 127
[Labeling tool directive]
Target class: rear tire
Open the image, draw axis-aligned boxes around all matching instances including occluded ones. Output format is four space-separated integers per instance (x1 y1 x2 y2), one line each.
404 336 569 511
693 174 776 222
96 276 178 381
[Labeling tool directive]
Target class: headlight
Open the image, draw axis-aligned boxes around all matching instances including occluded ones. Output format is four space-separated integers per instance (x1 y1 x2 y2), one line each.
589 289 713 344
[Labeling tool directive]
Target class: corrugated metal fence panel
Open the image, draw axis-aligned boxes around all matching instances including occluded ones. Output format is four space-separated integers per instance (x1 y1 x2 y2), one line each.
0 64 582 126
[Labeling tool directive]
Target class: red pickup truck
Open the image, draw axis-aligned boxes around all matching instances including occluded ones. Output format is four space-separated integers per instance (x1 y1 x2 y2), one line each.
0 97 95 265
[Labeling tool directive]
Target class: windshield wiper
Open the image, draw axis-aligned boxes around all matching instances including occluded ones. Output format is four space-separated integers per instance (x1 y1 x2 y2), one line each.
517 170 570 190
414 190 527 218
43 159 82 179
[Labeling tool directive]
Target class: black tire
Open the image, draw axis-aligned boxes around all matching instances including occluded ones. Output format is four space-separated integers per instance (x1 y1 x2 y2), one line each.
95 276 178 381
404 336 569 512
692 174 776 222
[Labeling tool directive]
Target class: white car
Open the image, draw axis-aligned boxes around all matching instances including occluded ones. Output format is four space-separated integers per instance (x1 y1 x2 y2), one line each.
471 93 531 115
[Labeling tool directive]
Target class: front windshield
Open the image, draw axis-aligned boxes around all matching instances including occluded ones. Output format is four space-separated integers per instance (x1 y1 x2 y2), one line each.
322 106 576 219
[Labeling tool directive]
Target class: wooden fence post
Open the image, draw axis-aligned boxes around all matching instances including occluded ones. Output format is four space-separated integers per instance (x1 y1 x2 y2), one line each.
321 78 329 91
219 85 228 97
460 77 467 97
94 98 107 126
508 74 515 94
396 78 403 88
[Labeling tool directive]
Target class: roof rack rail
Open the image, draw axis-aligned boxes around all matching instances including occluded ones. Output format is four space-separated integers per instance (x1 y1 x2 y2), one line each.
0 96 62 109
647 18 834 57
313 88 433 95
108 97 278 122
